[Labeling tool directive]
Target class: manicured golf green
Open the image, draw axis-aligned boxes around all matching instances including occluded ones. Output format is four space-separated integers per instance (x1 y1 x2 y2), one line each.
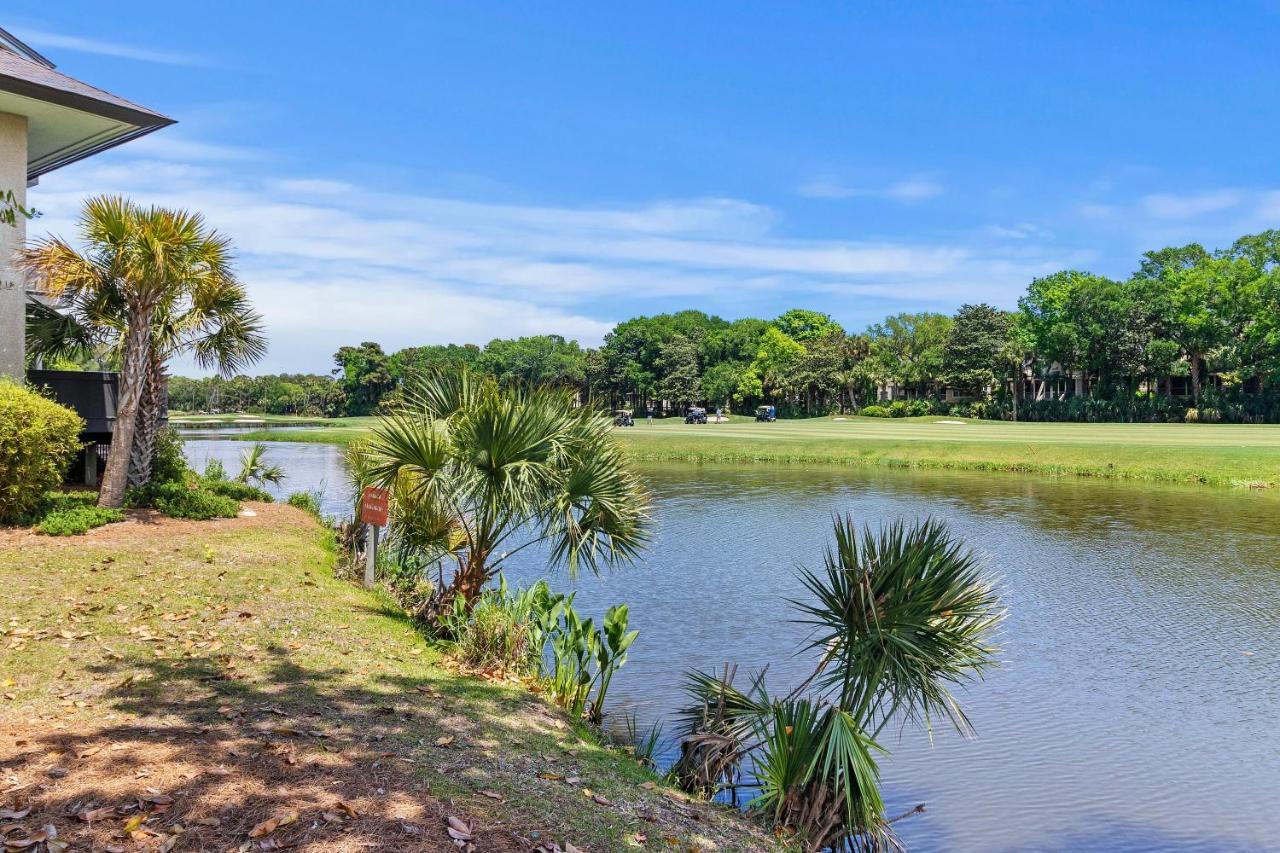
173 412 1280 488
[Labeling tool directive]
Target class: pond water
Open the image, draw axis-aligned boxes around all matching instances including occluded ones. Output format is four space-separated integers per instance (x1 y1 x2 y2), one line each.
184 438 1280 852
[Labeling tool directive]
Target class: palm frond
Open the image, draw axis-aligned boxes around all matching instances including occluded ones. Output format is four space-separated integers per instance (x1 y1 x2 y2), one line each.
792 515 1004 736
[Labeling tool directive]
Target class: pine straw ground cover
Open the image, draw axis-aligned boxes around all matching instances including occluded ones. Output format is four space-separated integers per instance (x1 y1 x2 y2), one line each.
0 505 776 852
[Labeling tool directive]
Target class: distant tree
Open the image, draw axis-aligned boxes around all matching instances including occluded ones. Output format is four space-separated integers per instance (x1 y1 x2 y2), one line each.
389 344 482 384
772 308 844 342
333 341 395 415
478 335 586 387
702 360 749 410
865 312 953 398
750 326 806 402
943 304 1012 398
655 334 702 406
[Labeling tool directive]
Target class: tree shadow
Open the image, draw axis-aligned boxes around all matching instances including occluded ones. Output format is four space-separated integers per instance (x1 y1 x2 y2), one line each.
0 641 543 851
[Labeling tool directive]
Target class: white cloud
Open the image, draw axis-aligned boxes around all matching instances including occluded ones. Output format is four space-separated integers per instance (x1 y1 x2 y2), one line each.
797 175 944 203
1141 189 1243 219
29 144 1060 373
13 28 201 66
984 223 1050 240
884 178 945 201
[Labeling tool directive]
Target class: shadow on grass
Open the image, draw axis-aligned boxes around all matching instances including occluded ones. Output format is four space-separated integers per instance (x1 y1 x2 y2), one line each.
0 641 549 851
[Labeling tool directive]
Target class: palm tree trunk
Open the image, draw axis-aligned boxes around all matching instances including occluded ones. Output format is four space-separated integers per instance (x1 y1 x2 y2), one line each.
100 311 152 508
128 349 168 487
450 551 490 605
1190 353 1203 404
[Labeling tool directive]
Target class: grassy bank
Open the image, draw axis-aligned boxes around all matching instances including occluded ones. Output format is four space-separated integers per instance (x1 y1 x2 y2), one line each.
0 506 773 851
197 412 1280 488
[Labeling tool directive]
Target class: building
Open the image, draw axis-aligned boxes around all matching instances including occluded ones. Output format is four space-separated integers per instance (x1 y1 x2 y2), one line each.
0 25 173 379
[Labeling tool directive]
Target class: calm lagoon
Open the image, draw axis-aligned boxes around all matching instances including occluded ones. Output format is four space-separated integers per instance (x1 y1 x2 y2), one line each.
184 438 1280 852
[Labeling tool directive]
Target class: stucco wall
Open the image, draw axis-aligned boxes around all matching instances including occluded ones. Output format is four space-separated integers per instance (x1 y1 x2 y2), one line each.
0 112 27 379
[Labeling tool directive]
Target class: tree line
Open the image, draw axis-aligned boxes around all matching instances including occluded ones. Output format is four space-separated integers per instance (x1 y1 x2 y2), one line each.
172 229 1280 423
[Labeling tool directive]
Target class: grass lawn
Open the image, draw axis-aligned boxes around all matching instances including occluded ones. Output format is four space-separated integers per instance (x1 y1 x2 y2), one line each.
0 506 774 851
209 412 1280 488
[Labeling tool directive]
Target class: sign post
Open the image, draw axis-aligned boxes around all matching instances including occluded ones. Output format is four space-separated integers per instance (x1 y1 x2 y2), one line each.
359 486 390 589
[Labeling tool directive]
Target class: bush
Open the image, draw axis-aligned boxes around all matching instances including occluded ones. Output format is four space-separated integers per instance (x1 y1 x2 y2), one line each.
150 427 190 485
859 405 891 418
908 399 935 417
36 504 125 536
13 491 124 535
286 491 322 517
127 481 239 520
0 382 83 523
202 478 273 502
889 400 911 418
203 458 227 481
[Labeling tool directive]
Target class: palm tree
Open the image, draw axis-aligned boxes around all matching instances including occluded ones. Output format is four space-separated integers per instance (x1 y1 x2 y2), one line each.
27 274 266 486
20 196 252 506
236 442 285 487
359 370 649 614
675 516 1003 851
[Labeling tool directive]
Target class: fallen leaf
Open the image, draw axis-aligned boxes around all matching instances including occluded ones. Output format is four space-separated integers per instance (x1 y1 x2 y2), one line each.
248 810 298 838
478 789 504 802
434 736 454 747
445 815 472 841
123 814 146 833
77 805 118 822
0 807 31 820
332 800 358 819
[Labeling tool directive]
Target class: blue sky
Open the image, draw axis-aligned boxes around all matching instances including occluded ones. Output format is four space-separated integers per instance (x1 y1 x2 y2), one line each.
11 2 1280 373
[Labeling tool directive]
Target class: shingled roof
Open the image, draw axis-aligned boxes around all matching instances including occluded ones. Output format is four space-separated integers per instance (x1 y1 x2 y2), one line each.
0 25 173 180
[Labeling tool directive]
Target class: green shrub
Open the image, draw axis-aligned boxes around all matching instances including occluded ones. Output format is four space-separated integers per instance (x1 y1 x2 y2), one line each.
150 427 190 484
888 400 911 417
859 405 891 418
202 478 273 502
203 458 227 481
127 481 239 520
10 491 123 536
286 490 322 517
0 382 83 523
36 504 125 536
908 399 934 417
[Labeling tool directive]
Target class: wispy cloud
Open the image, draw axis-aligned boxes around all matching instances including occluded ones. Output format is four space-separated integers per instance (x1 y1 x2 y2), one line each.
1141 189 1244 219
13 28 201 66
797 175 944 202
30 142 1061 372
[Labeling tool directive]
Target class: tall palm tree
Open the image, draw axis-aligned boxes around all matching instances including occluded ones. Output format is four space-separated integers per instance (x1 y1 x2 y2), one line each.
20 196 248 507
27 275 265 486
360 370 650 613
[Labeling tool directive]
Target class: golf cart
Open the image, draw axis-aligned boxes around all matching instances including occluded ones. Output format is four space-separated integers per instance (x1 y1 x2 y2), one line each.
613 409 634 427
685 406 708 424
756 405 777 422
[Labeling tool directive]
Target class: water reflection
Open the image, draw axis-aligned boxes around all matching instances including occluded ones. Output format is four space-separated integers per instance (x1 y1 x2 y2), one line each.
182 440 1280 852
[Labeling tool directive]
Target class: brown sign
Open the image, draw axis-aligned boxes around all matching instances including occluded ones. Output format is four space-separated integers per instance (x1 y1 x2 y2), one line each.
359 486 390 526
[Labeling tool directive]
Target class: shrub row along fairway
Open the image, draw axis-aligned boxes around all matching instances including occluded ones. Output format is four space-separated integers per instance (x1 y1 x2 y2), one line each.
195 413 1280 488
0 505 774 852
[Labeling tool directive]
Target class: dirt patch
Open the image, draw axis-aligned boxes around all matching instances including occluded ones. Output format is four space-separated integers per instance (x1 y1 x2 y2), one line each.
0 717 522 851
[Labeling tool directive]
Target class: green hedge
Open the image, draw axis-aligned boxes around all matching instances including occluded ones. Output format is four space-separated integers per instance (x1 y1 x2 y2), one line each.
15 491 124 535
127 481 240 520
0 382 83 523
202 478 273 502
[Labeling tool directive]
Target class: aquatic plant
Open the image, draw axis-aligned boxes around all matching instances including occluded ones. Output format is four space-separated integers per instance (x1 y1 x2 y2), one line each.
439 576 636 723
674 515 1003 852
237 442 285 486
